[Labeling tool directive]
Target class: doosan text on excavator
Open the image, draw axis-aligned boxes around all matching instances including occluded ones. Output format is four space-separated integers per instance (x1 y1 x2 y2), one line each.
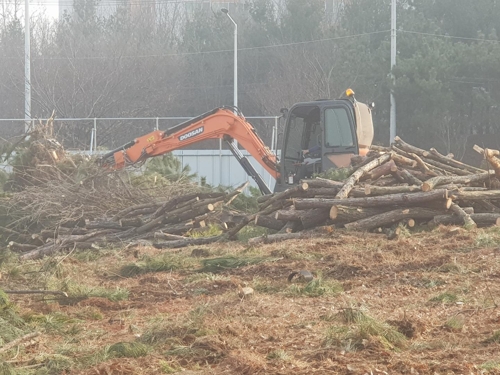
98 89 375 194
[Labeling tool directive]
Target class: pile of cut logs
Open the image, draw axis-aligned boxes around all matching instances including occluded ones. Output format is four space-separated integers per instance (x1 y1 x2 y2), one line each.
246 137 500 243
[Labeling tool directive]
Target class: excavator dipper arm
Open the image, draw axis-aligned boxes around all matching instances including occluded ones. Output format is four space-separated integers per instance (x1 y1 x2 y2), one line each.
98 107 279 193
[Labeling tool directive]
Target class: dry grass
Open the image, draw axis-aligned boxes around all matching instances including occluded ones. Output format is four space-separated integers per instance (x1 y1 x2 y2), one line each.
2 227 500 374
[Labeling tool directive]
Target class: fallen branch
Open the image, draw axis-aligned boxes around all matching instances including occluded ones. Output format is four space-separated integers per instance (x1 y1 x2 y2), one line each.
0 332 40 354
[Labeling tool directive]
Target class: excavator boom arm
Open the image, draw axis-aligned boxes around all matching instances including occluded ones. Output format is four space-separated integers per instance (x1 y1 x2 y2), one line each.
99 108 280 192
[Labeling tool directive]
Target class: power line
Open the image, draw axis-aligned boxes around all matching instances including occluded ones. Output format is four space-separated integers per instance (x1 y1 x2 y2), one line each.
399 29 500 44
0 30 391 61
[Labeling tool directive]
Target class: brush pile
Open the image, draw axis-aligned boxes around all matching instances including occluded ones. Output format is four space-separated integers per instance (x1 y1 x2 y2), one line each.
243 136 500 244
0 119 247 260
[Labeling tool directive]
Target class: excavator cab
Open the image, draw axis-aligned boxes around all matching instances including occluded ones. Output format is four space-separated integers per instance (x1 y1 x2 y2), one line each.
275 89 374 192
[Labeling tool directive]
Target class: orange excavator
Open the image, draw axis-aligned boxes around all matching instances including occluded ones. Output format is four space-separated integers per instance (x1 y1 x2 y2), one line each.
98 89 374 194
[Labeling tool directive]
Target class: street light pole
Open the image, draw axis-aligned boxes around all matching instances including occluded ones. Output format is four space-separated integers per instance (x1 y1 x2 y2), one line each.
221 8 237 110
25 0 31 133
389 0 397 144
221 8 238 149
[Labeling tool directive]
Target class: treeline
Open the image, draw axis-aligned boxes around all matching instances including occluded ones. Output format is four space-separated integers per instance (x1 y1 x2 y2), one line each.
1 0 500 160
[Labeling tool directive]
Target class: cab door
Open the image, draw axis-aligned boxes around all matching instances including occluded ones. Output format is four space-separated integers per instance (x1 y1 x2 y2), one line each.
321 103 359 170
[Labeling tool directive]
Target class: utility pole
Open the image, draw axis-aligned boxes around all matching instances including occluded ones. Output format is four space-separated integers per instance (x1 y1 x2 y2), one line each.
25 0 31 132
389 0 397 144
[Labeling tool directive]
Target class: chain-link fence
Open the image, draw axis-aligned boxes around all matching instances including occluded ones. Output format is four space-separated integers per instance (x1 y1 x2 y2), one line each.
0 115 281 153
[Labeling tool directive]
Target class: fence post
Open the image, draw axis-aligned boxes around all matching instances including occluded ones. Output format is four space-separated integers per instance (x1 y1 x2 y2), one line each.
274 116 279 152
93 118 97 152
155 117 159 131
89 128 94 154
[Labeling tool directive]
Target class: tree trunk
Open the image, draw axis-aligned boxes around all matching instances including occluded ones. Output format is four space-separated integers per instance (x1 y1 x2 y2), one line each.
430 213 500 228
390 152 417 169
259 183 309 210
294 189 449 210
364 185 421 196
431 147 484 174
254 215 286 231
449 202 476 229
361 160 398 181
396 168 423 186
393 136 430 157
8 241 37 253
344 208 444 231
451 189 500 201
300 178 344 189
336 153 392 199
247 231 317 245
421 173 491 192
329 206 388 223
153 235 223 249
278 221 299 234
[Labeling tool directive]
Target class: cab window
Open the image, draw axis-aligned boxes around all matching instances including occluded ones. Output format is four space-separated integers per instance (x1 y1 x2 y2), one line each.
324 107 354 148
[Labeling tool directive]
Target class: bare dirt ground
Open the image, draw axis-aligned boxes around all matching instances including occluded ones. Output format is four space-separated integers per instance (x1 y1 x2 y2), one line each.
2 226 500 374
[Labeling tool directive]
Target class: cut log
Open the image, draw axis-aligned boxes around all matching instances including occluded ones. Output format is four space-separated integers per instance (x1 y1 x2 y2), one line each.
122 206 158 218
8 241 37 253
154 232 187 241
385 225 401 240
421 173 492 192
364 185 421 196
119 217 145 227
370 145 391 153
112 202 162 221
485 148 500 177
154 235 223 249
225 214 256 240
452 190 500 202
254 215 286 231
274 208 330 229
411 153 439 177
159 222 194 235
449 202 476 229
349 153 381 169
301 178 344 189
431 147 484 174
344 207 444 231
0 332 40 354
474 200 500 214
390 152 417 169
393 136 430 157
302 188 342 197
278 221 299 234
68 242 100 250
430 213 500 228
85 221 123 230
329 206 387 223
275 209 300 222
336 153 392 199
423 158 471 176
406 219 416 228
258 200 293 216
294 189 449 210
135 215 165 235
299 209 331 229
361 160 398 181
247 231 317 246
397 168 423 186
259 183 309 210
0 226 31 243
164 203 216 225
257 194 273 204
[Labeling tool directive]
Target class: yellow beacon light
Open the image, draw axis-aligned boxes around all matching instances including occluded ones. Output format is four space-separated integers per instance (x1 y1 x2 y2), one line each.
345 88 355 97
